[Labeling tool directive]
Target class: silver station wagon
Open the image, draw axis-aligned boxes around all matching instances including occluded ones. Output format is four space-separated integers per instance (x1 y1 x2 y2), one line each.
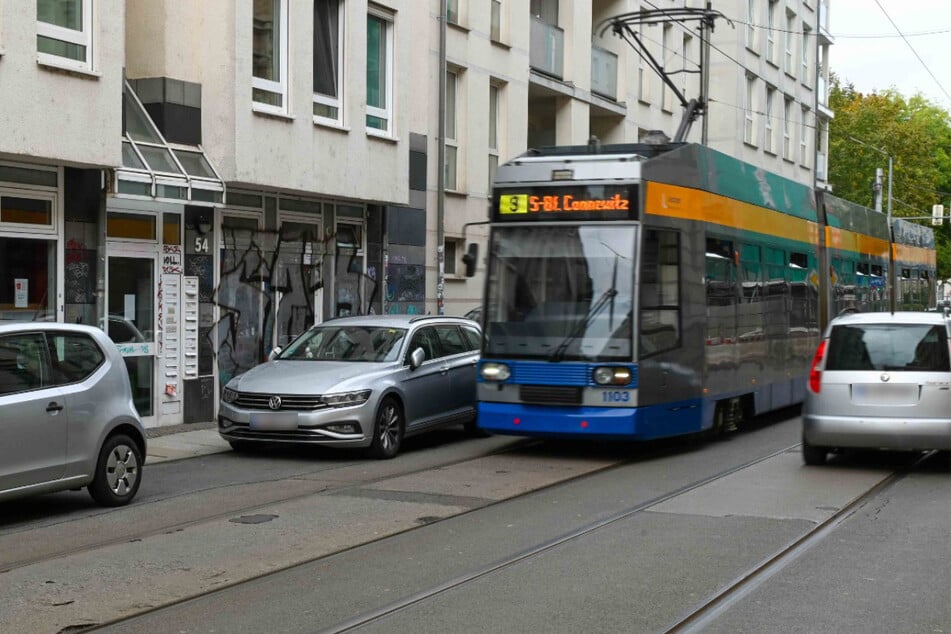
0 323 147 506
802 311 951 465
218 315 482 458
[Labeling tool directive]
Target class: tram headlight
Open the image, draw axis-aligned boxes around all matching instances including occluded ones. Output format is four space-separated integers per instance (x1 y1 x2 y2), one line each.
593 366 632 386
480 363 511 382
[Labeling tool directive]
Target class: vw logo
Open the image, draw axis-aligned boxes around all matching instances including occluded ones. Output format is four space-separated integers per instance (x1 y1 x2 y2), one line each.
268 395 282 410
880 373 890 383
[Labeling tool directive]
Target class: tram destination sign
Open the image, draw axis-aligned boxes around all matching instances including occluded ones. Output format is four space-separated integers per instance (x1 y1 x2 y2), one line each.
493 185 638 222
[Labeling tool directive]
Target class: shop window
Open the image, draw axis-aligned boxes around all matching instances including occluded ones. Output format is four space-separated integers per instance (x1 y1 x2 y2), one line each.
0 237 55 321
107 212 156 241
0 196 52 226
336 223 362 250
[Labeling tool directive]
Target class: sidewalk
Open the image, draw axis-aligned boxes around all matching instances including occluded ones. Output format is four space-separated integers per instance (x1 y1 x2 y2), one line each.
145 421 233 464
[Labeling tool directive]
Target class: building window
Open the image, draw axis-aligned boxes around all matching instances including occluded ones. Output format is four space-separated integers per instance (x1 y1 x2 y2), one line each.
661 25 674 112
745 0 756 51
783 97 793 160
447 0 459 25
764 87 775 154
744 75 756 146
314 0 343 124
801 25 811 84
488 83 500 194
490 0 502 42
252 0 288 113
366 8 394 135
800 106 810 166
766 0 777 65
784 10 795 75
444 238 462 276
681 34 692 97
637 21 650 103
445 69 459 190
36 0 92 71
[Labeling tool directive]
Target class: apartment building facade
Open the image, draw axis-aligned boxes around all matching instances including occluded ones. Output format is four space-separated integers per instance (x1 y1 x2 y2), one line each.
0 0 832 427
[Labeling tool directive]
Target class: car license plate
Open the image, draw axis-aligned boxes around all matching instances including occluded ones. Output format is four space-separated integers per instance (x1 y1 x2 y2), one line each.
851 383 919 405
249 412 299 430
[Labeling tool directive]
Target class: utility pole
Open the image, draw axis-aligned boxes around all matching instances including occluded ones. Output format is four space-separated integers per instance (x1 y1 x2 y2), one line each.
436 1 447 315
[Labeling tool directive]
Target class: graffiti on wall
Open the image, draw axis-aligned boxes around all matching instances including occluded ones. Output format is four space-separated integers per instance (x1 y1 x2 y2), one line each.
207 225 390 385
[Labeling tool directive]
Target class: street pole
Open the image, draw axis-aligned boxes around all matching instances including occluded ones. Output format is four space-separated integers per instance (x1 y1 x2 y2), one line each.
886 154 895 312
436 1 447 315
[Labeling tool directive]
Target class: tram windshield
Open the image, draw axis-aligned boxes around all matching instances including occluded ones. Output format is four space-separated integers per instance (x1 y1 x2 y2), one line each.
483 225 636 361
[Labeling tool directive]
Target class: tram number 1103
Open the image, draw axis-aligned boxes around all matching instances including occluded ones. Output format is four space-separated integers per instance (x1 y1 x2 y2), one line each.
602 390 632 403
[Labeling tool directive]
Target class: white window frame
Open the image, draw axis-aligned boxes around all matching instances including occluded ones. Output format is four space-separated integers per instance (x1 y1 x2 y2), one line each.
783 97 793 160
784 10 795 75
445 69 459 191
744 75 756 146
766 1 776 65
0 186 58 237
764 87 775 154
800 106 810 166
745 0 756 51
801 24 811 84
488 82 500 195
252 0 289 116
313 0 345 126
490 0 502 42
366 7 394 138
36 0 93 73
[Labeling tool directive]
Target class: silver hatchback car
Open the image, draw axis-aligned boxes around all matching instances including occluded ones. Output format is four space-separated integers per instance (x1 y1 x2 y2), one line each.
802 311 951 465
0 323 147 506
218 315 482 458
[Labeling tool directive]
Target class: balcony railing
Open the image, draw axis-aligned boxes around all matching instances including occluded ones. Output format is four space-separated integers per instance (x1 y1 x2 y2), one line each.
530 17 563 79
591 46 617 100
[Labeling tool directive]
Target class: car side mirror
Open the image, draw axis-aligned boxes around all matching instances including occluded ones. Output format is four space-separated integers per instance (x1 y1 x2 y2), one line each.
409 347 425 369
268 347 282 361
462 243 479 277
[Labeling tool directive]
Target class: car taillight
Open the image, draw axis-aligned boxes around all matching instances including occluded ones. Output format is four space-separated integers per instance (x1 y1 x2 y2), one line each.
808 340 827 393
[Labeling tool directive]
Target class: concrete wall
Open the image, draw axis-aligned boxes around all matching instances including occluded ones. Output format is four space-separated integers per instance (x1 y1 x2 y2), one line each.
0 0 124 168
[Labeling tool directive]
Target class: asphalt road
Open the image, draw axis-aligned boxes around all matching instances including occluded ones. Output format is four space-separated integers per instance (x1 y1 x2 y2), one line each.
1 415 948 634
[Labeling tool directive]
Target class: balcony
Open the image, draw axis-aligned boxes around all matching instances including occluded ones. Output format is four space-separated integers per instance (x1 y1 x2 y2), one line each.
591 46 617 100
530 17 564 79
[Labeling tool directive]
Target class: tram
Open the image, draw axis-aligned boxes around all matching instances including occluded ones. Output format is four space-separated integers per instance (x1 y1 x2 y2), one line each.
468 141 937 439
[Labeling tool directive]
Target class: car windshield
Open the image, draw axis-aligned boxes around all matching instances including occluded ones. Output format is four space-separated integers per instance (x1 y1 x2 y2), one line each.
278 325 407 362
826 323 950 372
482 224 635 361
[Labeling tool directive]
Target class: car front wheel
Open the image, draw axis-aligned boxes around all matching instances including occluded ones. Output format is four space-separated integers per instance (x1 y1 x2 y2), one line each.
802 437 827 466
88 434 143 506
368 397 404 459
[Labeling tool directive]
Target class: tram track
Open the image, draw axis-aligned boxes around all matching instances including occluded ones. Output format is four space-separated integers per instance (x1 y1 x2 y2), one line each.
0 437 541 574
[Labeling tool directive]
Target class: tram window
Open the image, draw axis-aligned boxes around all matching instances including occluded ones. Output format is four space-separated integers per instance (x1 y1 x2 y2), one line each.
640 230 681 357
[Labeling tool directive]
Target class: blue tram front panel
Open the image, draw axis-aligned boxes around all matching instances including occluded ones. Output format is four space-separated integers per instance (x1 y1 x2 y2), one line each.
476 360 703 440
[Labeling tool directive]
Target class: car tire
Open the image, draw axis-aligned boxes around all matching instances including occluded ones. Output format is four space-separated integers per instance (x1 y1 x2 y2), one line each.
88 434 143 507
802 438 827 466
368 397 404 459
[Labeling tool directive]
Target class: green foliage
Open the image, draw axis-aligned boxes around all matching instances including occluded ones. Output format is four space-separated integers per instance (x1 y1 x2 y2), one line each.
828 74 951 281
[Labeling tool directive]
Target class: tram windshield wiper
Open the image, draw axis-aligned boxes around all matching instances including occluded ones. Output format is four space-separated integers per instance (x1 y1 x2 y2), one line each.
548 287 618 361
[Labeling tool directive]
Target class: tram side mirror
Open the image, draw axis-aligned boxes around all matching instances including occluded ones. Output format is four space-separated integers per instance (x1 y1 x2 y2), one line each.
462 243 479 277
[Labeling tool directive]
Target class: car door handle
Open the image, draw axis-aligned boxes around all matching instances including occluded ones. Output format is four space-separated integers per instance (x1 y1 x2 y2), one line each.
46 402 64 413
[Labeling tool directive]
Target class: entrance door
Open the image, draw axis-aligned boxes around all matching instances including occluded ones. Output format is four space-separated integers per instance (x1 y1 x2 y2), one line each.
275 218 323 348
107 253 158 425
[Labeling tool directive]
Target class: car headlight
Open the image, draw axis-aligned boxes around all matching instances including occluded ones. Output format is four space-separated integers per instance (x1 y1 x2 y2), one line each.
480 362 511 382
221 387 239 403
321 389 372 408
593 366 632 386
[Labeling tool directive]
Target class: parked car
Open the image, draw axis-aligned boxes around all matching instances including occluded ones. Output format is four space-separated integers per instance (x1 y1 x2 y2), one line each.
463 306 482 323
218 314 482 458
802 311 951 465
0 323 147 506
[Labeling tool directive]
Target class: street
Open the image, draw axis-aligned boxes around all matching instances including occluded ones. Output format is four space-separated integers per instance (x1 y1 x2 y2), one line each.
0 412 948 633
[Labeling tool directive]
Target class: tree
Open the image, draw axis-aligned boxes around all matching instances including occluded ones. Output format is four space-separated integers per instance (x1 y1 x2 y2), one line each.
827 74 951 281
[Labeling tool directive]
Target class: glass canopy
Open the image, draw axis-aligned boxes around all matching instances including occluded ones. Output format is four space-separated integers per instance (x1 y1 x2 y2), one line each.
117 80 224 204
